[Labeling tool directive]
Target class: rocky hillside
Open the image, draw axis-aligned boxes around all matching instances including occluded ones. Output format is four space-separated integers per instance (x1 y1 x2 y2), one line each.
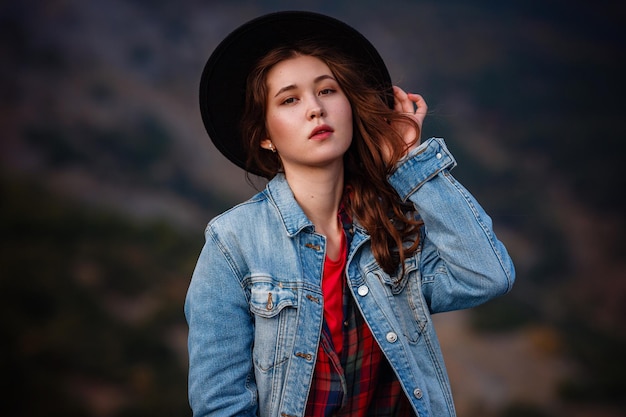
1 1 624 416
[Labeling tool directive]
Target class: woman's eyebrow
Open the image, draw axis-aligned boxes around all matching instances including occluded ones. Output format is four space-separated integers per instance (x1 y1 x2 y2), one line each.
273 74 336 97
314 74 335 84
274 84 297 98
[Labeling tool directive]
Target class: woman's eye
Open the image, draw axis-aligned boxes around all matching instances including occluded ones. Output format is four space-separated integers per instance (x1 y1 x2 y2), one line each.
319 88 335 96
281 97 297 105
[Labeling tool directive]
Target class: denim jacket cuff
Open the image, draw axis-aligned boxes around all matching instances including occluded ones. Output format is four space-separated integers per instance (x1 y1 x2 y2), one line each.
388 137 457 202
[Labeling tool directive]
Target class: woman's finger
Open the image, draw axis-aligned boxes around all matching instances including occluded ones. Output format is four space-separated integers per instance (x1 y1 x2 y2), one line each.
408 93 427 125
408 93 427 112
392 86 405 113
393 86 414 114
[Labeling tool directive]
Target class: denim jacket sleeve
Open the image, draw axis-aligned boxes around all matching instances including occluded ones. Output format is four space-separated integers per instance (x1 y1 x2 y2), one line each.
185 225 258 417
388 137 515 313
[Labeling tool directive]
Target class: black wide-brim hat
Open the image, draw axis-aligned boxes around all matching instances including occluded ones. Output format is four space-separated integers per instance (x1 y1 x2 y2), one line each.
199 11 393 175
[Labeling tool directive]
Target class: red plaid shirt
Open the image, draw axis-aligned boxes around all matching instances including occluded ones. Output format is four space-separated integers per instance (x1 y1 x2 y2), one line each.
305 208 414 417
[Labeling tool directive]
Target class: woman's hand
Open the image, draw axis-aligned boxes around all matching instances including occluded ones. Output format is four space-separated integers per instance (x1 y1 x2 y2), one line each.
392 86 427 154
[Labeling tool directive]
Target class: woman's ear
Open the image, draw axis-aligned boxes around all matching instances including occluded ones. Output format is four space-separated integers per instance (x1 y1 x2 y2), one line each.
260 139 276 152
260 138 272 150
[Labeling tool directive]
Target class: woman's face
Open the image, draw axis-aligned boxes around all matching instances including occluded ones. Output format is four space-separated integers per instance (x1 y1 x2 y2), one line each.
261 55 353 174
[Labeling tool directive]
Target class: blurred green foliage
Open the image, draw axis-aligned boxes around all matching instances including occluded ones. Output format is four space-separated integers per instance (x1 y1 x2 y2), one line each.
0 176 197 416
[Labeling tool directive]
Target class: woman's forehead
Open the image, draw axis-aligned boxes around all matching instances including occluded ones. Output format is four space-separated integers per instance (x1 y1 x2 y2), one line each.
266 56 334 92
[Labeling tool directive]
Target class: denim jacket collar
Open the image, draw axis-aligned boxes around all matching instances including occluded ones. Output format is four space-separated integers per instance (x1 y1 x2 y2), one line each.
265 174 315 237
265 173 370 239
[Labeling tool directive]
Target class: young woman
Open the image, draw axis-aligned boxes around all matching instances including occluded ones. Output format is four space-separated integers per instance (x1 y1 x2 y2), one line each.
186 11 515 417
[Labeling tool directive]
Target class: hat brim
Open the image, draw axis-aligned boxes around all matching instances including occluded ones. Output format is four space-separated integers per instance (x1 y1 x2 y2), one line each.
199 11 393 175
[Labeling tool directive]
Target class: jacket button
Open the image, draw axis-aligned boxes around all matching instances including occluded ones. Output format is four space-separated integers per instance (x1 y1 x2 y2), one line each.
386 332 398 343
357 285 369 296
436 152 442 159
295 352 313 361
413 388 423 399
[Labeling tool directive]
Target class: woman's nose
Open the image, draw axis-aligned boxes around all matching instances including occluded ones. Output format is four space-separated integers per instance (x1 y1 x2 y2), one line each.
308 106 325 119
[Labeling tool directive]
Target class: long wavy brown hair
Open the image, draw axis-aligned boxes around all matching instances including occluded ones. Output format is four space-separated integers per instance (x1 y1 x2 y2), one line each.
241 42 423 276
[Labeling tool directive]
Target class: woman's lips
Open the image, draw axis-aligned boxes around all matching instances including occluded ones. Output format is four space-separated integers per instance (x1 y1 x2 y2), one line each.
309 124 334 140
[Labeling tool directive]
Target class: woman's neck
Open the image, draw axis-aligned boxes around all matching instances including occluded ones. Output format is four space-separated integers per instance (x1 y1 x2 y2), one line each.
284 165 345 258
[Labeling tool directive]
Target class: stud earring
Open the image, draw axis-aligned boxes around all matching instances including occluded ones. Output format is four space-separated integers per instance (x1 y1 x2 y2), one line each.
268 142 276 153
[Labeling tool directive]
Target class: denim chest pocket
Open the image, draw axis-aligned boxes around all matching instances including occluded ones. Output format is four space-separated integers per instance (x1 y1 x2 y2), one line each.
375 261 430 343
248 280 299 372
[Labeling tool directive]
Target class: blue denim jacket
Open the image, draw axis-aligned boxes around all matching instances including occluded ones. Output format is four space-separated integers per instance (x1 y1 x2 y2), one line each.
185 137 515 417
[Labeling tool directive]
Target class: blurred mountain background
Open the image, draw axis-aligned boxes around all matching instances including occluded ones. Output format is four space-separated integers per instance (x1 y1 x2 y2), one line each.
1 0 624 416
